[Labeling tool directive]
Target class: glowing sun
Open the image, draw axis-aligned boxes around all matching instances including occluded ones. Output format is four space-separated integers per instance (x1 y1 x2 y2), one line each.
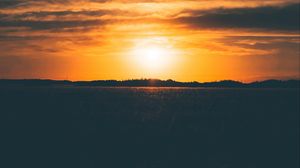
136 47 168 69
131 37 178 73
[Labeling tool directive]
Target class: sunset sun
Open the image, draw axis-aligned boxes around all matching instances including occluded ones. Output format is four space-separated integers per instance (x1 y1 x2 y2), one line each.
134 46 168 70
130 37 179 74
144 47 166 64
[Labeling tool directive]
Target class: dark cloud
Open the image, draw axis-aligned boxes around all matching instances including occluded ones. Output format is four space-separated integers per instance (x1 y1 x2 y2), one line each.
22 10 110 18
220 35 300 70
1 1 299 32
0 19 104 30
0 8 132 31
1 9 133 21
218 35 300 57
1 0 299 9
0 35 47 41
0 0 108 10
176 3 300 31
221 35 300 46
0 0 24 8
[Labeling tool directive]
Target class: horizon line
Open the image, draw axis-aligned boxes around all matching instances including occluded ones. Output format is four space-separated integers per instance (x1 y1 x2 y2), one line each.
1 78 300 84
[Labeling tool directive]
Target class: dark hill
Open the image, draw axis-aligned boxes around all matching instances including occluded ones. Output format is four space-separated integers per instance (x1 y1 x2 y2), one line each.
0 79 299 88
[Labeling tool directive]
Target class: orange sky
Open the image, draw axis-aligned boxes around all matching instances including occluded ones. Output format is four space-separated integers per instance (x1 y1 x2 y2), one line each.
0 0 299 82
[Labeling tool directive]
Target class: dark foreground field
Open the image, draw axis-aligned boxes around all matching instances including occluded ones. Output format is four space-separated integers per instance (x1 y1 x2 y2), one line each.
1 87 299 168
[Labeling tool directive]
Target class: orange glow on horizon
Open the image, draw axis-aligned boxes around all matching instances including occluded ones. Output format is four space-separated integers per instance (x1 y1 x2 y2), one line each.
0 1 299 82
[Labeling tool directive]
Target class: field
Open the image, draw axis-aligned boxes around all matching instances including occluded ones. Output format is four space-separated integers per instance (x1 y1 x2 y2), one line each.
1 87 299 168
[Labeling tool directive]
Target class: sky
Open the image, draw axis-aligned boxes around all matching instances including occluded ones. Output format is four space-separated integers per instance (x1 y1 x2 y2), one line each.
0 0 299 82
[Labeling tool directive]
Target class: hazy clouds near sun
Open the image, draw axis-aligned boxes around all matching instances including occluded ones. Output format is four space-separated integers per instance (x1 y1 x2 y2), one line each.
0 0 299 81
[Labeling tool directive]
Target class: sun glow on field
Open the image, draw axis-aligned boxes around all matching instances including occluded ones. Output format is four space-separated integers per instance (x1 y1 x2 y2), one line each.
131 37 179 74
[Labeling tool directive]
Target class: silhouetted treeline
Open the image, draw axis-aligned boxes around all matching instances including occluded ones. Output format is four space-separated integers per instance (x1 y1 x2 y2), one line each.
0 79 299 88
